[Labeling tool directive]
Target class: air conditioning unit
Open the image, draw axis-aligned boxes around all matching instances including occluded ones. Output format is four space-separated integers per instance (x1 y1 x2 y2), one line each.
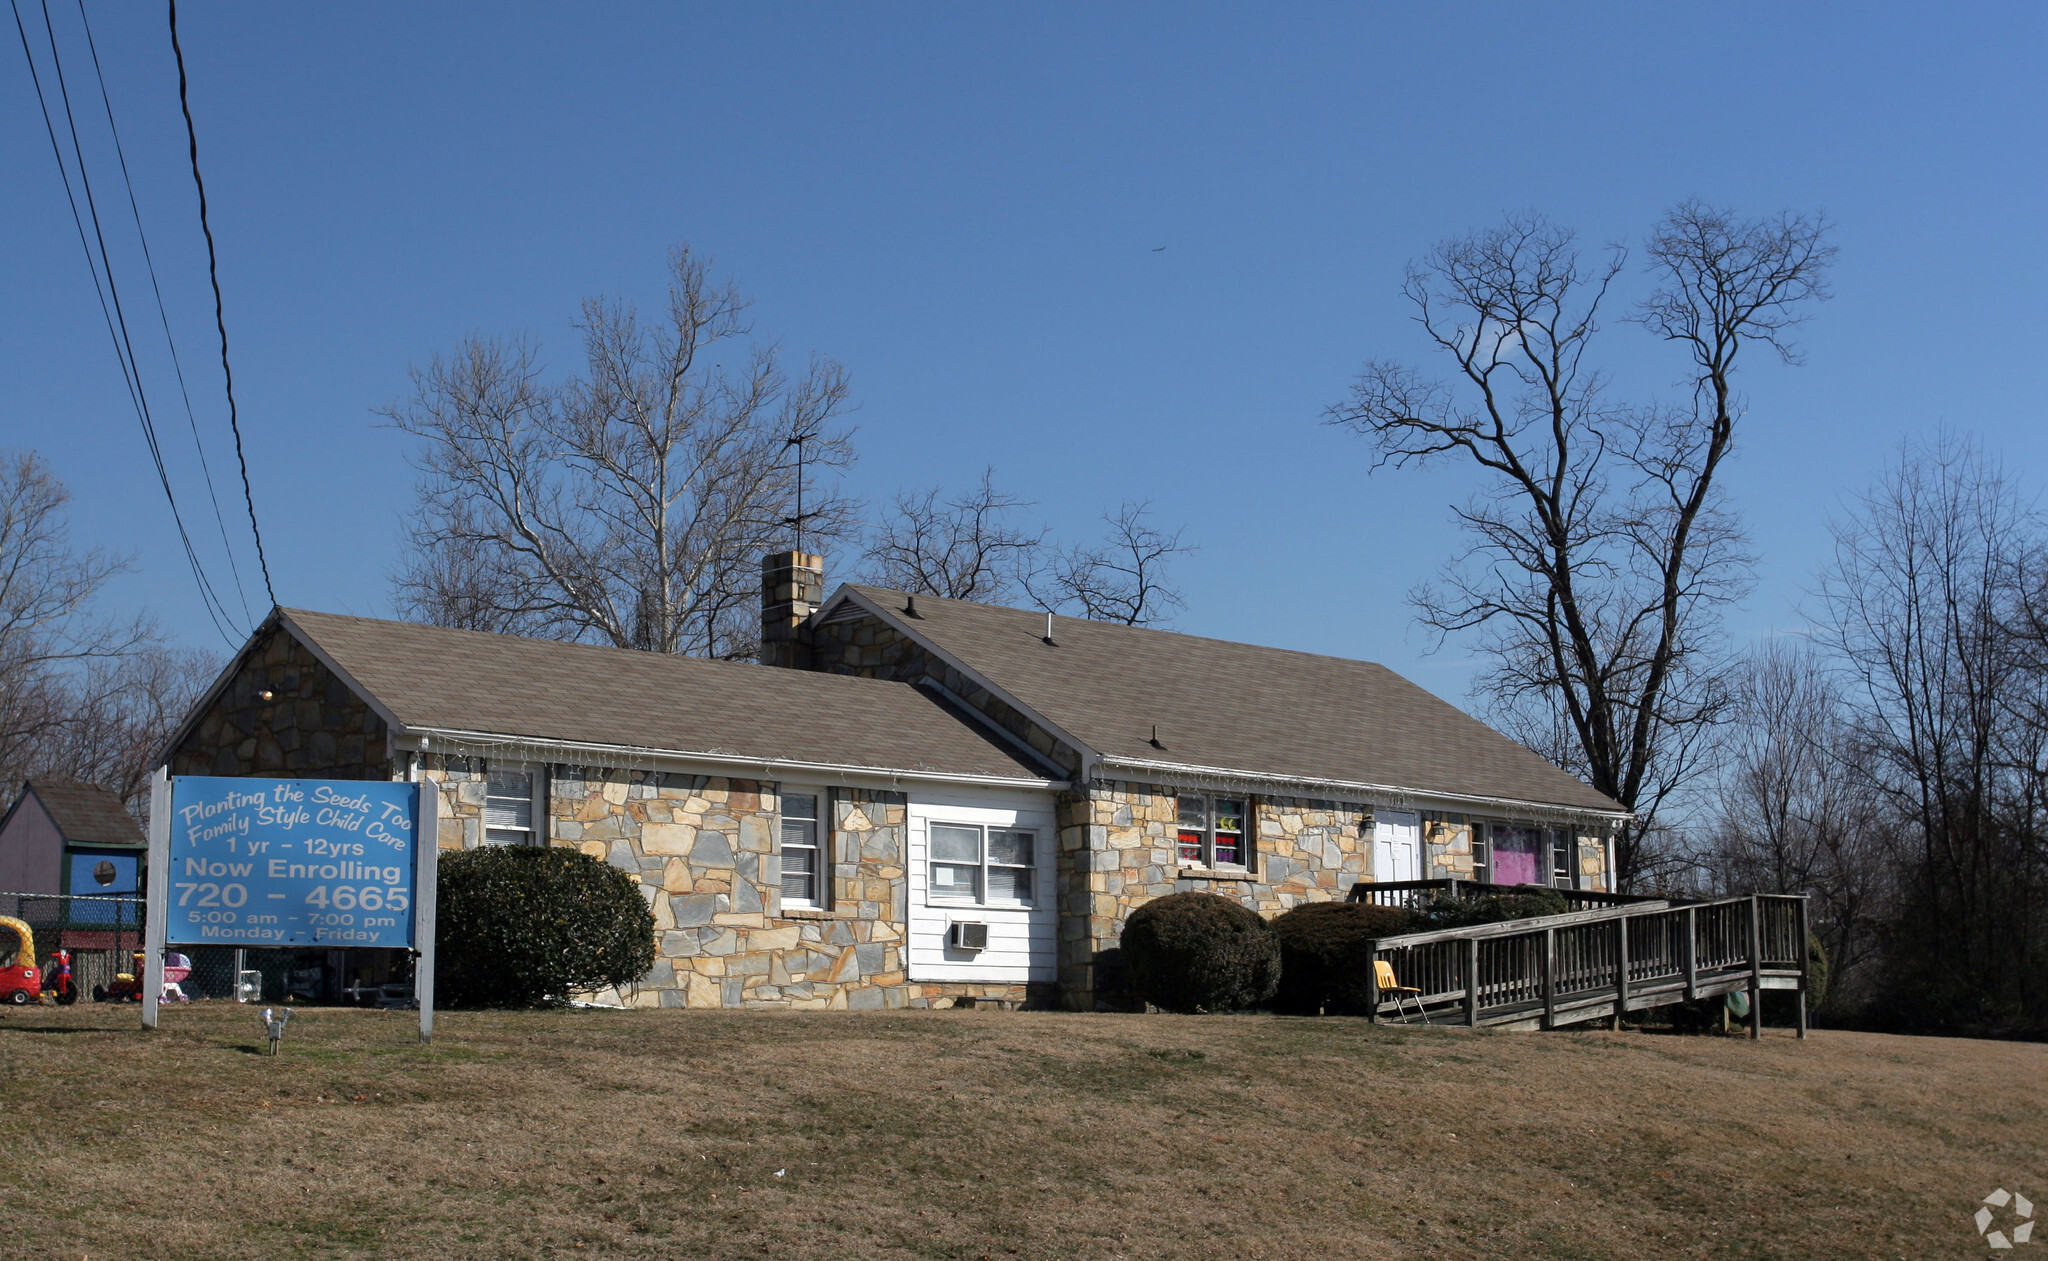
948 922 989 952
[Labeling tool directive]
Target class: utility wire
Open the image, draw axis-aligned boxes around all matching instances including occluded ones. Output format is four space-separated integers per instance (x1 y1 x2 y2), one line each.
31 0 238 642
168 0 275 610
74 0 251 625
11 0 240 648
73 0 253 625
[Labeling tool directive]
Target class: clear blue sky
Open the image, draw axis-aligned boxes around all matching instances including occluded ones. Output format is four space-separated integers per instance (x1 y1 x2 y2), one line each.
5 3 2045 704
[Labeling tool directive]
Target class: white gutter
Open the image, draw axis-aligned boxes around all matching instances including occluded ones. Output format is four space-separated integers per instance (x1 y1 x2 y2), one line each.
1094 753 1632 827
397 725 1068 792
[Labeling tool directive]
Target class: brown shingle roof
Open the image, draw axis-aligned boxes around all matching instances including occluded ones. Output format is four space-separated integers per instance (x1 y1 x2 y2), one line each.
24 777 146 847
279 609 1053 782
839 586 1625 815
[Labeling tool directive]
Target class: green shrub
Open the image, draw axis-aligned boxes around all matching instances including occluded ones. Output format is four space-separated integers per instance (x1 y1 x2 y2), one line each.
1119 892 1281 1014
1409 886 1570 931
436 845 657 1008
1270 901 1413 1016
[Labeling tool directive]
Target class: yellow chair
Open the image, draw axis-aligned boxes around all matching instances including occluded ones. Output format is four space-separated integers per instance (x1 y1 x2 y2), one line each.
1374 959 1428 1024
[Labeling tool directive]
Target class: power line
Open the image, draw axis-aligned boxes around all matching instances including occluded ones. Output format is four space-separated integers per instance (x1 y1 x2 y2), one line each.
11 0 240 648
168 0 275 610
73 0 253 625
31 0 239 643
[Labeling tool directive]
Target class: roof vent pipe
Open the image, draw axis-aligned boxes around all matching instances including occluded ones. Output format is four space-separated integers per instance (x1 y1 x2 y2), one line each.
905 594 920 618
1042 611 1055 646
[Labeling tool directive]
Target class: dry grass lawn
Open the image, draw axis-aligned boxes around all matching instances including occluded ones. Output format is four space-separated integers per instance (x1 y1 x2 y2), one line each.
0 1003 2039 1259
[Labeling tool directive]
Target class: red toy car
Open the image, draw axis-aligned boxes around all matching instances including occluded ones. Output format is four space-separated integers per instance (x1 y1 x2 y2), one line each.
0 916 41 1005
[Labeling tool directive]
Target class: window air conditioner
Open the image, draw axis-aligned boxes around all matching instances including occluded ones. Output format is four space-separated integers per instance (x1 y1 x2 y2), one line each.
948 922 989 952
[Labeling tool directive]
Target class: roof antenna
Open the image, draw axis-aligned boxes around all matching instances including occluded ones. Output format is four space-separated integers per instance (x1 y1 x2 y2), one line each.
1042 610 1055 646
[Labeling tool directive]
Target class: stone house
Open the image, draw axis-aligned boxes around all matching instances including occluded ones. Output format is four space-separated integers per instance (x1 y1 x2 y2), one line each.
159 551 1626 1011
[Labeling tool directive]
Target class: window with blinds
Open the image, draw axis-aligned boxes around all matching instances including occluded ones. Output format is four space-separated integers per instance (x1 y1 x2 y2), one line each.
928 822 1036 907
781 791 822 907
484 768 538 846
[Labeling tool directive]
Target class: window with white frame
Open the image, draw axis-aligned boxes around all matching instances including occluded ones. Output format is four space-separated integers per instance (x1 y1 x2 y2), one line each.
928 822 1036 906
1472 826 1492 884
1550 831 1576 889
1176 794 1248 868
483 766 544 846
781 790 823 907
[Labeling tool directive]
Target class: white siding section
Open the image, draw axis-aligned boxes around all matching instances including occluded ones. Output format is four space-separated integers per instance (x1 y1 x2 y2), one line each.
907 787 1058 984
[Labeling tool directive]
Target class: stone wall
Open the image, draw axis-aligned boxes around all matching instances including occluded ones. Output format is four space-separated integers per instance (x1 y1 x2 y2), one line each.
417 761 963 1010
168 625 392 780
804 612 1081 774
1423 813 1474 880
1054 780 1372 1007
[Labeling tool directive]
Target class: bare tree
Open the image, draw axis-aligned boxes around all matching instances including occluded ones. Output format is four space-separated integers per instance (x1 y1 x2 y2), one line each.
1031 500 1192 626
860 469 1043 602
1701 640 1890 1006
54 646 220 808
1326 202 1833 889
0 452 154 793
387 246 856 659
1817 432 2048 1032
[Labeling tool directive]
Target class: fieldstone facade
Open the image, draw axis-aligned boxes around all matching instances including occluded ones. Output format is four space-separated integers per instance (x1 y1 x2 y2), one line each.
1054 781 1373 1006
167 625 389 780
417 759 1029 1010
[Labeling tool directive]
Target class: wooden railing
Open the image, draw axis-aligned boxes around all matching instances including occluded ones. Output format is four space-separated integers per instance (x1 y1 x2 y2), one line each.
1366 893 1811 1037
1347 877 1666 915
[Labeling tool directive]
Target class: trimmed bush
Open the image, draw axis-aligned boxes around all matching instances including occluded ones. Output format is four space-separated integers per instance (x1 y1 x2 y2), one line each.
1119 892 1281 1014
1270 901 1413 1016
1409 886 1569 931
436 845 657 1008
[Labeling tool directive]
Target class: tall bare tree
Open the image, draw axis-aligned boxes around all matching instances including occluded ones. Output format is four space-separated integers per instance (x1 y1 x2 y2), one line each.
0 452 154 792
1817 432 2048 1032
387 246 856 658
1030 500 1192 627
1326 202 1833 889
55 646 220 807
860 469 1043 603
1702 640 1890 1007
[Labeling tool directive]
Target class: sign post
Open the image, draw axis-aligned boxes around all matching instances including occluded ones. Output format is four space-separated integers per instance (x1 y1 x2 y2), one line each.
414 777 437 1044
141 772 432 1036
142 768 170 1030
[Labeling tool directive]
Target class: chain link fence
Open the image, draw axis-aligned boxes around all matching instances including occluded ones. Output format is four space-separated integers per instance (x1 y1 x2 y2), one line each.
2 892 416 1007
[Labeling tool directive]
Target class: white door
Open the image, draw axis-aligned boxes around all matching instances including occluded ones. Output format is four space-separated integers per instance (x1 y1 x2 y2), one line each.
1373 810 1421 884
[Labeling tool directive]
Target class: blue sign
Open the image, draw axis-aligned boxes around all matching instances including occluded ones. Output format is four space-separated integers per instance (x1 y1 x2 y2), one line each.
165 777 422 949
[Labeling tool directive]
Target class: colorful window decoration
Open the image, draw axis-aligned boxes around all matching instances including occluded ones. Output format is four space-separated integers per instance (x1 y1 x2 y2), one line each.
1176 794 1249 869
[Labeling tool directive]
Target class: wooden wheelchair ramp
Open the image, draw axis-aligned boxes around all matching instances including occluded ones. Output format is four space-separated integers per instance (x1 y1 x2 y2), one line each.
1366 894 1811 1038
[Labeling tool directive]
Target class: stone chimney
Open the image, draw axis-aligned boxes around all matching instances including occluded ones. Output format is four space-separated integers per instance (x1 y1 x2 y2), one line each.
760 550 823 669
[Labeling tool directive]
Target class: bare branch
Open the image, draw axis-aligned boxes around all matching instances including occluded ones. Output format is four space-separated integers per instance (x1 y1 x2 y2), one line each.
1327 205 1832 888
384 245 856 659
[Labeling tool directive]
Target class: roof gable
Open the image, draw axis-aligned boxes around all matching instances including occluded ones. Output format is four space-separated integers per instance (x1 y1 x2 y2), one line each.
834 585 1624 816
20 778 145 847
